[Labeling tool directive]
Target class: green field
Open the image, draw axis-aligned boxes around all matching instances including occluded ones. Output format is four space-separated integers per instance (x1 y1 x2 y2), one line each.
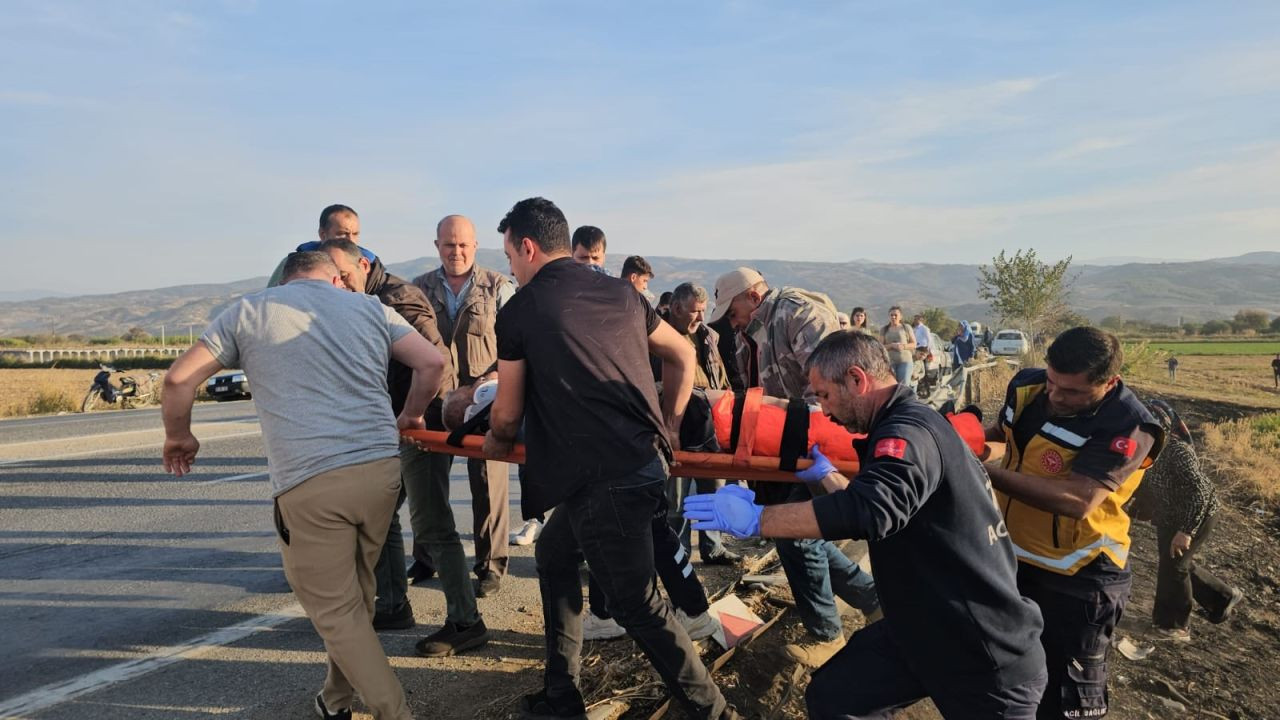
1149 340 1280 356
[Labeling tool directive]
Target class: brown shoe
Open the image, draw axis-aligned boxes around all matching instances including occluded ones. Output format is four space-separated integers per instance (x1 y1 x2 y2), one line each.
784 633 845 667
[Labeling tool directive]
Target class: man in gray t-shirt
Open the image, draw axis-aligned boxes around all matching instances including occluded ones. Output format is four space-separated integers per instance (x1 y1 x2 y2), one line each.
161 250 444 720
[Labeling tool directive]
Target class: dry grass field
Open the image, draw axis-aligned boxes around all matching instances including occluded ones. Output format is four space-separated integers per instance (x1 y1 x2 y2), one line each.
0 368 172 417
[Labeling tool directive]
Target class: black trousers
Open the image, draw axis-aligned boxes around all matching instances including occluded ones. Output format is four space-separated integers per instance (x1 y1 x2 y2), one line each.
587 504 709 619
1018 563 1128 720
1153 514 1235 629
805 620 1046 719
534 456 726 718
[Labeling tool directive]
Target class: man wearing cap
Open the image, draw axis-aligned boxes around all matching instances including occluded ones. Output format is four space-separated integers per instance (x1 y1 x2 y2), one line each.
708 267 881 668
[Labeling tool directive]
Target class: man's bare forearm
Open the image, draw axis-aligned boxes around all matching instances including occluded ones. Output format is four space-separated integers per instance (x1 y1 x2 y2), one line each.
759 501 824 539
402 365 441 421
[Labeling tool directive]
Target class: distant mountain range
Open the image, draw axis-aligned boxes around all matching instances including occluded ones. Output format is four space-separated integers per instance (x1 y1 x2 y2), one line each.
3 251 1279 337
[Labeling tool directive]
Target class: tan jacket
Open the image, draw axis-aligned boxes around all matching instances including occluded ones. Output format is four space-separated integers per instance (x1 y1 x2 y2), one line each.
413 266 512 385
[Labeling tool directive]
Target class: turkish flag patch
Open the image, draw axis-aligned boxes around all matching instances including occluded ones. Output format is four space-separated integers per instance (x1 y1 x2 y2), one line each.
1109 435 1136 457
874 437 908 459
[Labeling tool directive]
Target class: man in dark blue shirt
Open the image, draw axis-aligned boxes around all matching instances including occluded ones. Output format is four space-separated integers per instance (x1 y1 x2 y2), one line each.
686 330 1047 719
482 197 734 720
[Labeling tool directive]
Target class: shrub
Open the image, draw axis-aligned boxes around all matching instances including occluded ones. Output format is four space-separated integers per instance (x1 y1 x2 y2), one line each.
25 389 77 416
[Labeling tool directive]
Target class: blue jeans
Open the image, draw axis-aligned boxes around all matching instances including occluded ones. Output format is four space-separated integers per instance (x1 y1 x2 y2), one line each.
777 537 880 640
891 361 912 387
535 455 727 717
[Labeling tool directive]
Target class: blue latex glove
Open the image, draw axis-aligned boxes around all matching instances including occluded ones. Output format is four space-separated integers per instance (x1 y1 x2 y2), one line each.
795 444 837 485
720 483 756 503
683 486 763 538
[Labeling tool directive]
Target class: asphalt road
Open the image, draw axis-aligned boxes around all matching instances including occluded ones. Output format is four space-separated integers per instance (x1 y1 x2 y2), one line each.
0 401 543 720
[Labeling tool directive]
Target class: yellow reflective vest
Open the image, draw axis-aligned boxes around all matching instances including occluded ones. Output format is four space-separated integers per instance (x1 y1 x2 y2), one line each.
995 370 1163 576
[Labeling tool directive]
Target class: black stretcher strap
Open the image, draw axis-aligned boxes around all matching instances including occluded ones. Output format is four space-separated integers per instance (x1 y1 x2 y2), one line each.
446 402 492 447
778 398 810 472
727 391 746 452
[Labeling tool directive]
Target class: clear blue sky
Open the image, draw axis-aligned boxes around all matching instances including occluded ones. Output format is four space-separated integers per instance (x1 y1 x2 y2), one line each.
3 1 1278 293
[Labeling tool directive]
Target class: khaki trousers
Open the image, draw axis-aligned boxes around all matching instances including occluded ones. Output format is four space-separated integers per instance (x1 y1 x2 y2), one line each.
275 456 411 720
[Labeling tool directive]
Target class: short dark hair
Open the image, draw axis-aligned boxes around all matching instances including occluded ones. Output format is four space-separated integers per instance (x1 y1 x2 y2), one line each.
805 330 894 383
318 204 358 231
1046 326 1123 384
498 197 570 255
658 291 674 307
621 255 653 279
318 237 361 261
571 225 606 251
281 250 338 282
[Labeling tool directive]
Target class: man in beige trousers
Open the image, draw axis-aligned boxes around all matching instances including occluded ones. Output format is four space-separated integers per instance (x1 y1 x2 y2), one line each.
162 250 445 720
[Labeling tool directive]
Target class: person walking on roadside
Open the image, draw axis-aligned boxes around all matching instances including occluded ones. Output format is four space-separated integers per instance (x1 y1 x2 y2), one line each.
1134 400 1243 641
710 267 880 668
162 250 445 720
483 197 736 720
985 327 1164 719
684 330 1047 719
412 215 515 598
321 239 492 658
881 307 916 387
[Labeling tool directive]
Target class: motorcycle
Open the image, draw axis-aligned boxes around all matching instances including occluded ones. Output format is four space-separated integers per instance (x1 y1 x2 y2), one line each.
80 365 160 412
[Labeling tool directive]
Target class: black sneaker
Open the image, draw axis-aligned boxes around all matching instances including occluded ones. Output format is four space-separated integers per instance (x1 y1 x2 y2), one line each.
519 689 587 719
314 693 352 720
414 618 490 657
1209 587 1245 624
372 602 415 631
474 571 502 598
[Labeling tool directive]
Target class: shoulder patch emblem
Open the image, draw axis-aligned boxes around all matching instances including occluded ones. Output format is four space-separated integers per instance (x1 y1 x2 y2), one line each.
1110 436 1136 457
874 437 908 459
1041 449 1064 474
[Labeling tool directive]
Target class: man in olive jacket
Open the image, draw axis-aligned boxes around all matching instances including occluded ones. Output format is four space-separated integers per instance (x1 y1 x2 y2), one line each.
412 215 515 597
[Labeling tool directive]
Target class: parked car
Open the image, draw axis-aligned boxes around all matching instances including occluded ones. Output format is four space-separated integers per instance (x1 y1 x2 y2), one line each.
990 330 1031 356
206 371 251 401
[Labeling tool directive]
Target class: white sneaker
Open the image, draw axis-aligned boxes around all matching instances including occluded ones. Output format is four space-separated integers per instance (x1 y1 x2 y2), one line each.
676 608 721 641
509 518 542 546
582 611 627 641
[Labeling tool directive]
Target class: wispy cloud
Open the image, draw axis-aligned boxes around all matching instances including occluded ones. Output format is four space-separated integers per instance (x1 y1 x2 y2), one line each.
1046 136 1134 163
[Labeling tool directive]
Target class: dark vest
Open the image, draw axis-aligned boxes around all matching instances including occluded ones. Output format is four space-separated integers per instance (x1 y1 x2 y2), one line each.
413 266 511 385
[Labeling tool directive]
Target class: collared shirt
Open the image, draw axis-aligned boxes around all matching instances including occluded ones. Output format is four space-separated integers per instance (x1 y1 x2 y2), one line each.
913 323 931 349
440 269 515 320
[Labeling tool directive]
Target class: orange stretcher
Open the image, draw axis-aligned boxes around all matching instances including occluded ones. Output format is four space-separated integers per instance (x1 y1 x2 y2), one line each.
400 429 855 483
402 388 992 483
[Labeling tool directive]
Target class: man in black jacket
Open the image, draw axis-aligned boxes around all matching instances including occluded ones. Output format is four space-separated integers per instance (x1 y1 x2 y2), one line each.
685 330 1047 719
321 239 491 658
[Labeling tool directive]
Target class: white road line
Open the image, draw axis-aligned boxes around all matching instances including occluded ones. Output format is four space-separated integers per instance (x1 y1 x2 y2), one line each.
195 470 268 486
0 430 262 467
0 603 305 718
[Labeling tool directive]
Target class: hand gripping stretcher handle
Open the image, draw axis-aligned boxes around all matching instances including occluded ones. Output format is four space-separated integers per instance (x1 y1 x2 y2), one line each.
398 429 859 483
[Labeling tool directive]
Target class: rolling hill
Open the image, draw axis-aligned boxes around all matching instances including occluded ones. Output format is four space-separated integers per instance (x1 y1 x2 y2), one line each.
2 251 1278 337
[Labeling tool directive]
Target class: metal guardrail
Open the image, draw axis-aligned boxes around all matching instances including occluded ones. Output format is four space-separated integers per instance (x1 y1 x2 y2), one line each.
0 347 187 363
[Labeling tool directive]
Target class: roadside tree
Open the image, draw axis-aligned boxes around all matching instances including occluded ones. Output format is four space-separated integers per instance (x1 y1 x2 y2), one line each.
976 249 1074 344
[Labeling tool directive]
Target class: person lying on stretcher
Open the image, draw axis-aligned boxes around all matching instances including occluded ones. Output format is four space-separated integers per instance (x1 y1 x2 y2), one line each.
443 380 987 461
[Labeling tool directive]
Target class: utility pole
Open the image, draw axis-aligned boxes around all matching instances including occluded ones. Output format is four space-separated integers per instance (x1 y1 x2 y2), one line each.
161 324 165 346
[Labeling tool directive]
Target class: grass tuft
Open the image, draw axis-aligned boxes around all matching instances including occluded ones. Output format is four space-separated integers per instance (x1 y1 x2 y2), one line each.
1200 411 1280 511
